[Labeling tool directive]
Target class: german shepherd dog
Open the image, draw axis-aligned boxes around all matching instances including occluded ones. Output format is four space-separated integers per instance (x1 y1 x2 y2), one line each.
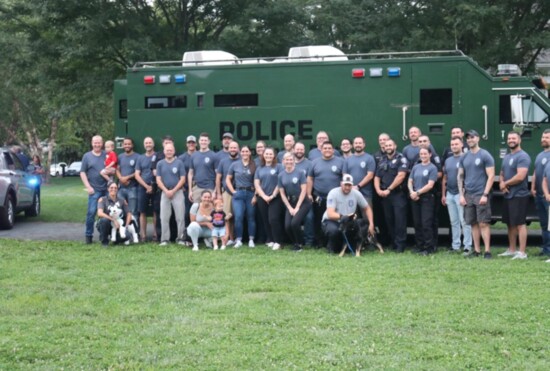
339 218 384 257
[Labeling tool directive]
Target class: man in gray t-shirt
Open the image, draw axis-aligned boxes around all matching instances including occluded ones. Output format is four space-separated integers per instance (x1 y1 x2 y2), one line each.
188 133 216 203
458 130 495 258
322 174 374 253
117 137 140 223
80 135 107 244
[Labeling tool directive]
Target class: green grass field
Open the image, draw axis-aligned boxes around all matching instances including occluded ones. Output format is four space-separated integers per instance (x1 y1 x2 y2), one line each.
1 177 549 369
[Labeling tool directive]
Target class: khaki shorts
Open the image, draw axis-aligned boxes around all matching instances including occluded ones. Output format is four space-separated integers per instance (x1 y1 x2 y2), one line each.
222 191 233 217
191 185 215 203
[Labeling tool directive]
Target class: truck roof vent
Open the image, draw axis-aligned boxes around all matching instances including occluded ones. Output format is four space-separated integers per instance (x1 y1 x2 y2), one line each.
497 64 522 77
183 50 238 66
288 45 348 62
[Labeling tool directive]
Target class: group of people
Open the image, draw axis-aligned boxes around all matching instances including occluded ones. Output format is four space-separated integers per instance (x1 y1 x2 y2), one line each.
78 127 550 262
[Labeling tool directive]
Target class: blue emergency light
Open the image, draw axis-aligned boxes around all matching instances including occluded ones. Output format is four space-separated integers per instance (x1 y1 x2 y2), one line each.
174 74 187 84
387 67 401 77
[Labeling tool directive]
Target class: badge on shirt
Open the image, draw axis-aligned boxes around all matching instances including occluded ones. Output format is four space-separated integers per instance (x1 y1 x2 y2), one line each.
270 169 276 175
360 161 366 168
130 159 135 166
331 165 337 172
475 158 481 166
509 158 514 166
172 167 178 174
543 158 548 165
292 177 298 184
423 169 429 176
205 157 211 164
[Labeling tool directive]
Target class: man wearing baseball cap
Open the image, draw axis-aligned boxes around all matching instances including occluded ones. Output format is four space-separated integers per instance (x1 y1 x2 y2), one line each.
321 174 375 254
458 129 495 258
215 132 234 168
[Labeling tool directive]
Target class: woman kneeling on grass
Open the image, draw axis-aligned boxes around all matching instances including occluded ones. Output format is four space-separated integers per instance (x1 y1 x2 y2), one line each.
408 147 438 255
186 190 214 251
96 181 133 247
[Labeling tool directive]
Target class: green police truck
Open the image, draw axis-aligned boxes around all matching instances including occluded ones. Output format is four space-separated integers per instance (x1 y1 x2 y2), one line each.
114 46 550 223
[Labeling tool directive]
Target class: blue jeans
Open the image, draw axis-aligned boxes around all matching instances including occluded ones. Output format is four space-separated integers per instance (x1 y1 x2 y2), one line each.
232 190 256 239
118 186 138 219
446 192 472 249
86 190 106 237
535 195 550 255
303 207 315 245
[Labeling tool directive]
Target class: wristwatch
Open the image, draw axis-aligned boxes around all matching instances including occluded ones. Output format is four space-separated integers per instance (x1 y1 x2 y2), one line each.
482 193 489 197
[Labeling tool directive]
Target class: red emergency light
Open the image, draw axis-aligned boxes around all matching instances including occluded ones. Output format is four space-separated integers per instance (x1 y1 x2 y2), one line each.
352 68 365 78
144 75 155 85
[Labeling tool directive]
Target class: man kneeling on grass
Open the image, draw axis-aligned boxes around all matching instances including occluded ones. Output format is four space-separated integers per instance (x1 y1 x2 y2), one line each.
322 174 374 254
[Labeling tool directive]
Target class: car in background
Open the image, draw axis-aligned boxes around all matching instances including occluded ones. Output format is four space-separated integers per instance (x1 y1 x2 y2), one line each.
0 147 41 229
65 161 82 176
50 162 67 177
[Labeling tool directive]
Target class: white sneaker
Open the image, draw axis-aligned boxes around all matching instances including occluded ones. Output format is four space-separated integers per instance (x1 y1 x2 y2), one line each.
204 238 213 248
159 241 168 246
192 245 199 251
221 245 226 250
227 240 235 246
272 243 281 251
234 240 243 248
511 251 527 260
213 245 219 250
248 240 255 248
546 258 550 263
266 242 274 247
498 249 516 257
177 240 187 246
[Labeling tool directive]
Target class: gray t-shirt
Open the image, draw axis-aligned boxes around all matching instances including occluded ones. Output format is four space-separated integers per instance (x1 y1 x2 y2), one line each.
322 187 368 221
443 154 462 195
156 158 186 190
278 168 306 197
80 150 107 192
501 150 531 199
136 152 155 185
189 202 211 222
228 161 255 189
308 148 341 161
343 153 376 198
459 148 495 196
402 143 438 168
190 150 216 189
410 162 438 191
215 150 230 170
294 158 312 178
118 152 140 188
308 156 345 197
534 150 550 196
216 156 239 190
255 164 283 195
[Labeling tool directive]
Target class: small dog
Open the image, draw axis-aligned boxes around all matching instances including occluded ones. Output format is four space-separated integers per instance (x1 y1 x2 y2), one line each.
339 217 384 257
108 203 139 245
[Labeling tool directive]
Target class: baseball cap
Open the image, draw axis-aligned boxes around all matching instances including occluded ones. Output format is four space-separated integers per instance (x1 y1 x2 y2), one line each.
465 130 479 138
342 174 354 185
222 132 233 139
186 135 197 142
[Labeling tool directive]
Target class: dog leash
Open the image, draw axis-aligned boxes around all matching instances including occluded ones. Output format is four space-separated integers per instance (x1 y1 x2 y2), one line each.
341 231 355 255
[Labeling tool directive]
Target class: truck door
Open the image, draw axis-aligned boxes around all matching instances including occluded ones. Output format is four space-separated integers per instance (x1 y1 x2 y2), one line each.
113 80 128 150
410 64 460 150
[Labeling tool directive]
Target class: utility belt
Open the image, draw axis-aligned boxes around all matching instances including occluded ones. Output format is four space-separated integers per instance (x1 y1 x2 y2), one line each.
236 186 255 192
313 192 328 205
288 195 299 204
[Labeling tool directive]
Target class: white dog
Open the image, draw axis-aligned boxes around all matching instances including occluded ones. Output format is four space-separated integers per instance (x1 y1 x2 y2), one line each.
108 202 139 245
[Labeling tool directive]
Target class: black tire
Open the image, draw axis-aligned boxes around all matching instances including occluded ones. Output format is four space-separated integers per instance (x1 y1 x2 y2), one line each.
0 193 15 230
25 190 40 217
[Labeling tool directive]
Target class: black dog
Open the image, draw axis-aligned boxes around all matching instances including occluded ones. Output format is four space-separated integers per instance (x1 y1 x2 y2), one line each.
339 217 384 257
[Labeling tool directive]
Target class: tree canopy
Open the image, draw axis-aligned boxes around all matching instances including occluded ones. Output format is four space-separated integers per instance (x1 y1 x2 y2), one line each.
0 0 548 163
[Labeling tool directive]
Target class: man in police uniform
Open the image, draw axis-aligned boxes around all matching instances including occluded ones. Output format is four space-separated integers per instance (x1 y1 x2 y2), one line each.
531 129 550 257
374 139 409 252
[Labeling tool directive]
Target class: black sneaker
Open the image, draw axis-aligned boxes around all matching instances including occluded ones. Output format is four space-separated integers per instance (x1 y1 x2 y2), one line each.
85 236 93 244
292 244 303 252
466 251 481 258
484 252 492 259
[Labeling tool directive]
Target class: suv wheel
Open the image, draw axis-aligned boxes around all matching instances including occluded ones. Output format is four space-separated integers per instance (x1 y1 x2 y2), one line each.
25 191 40 217
0 193 15 229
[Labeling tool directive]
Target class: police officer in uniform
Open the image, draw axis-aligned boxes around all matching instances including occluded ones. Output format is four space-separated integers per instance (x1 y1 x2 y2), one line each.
374 139 409 252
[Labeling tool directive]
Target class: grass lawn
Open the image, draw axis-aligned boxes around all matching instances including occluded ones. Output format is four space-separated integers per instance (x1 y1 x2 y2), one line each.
1 177 549 369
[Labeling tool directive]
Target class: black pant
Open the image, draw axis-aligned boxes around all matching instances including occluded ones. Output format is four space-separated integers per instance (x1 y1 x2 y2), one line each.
97 217 127 244
381 191 407 251
411 194 435 252
256 196 284 243
313 195 328 246
322 220 343 253
285 198 312 245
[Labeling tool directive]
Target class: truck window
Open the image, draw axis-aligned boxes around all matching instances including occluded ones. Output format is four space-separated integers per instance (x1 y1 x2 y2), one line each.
499 94 549 125
119 99 128 119
214 94 258 107
145 96 187 109
420 89 452 115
